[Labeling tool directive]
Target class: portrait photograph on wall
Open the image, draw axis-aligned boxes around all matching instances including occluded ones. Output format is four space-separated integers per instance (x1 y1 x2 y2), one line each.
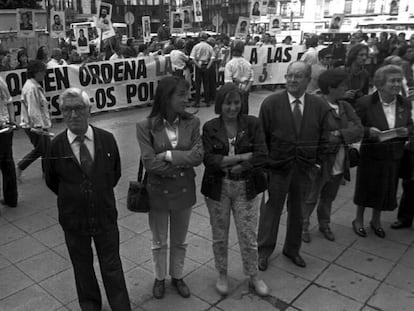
17 9 35 38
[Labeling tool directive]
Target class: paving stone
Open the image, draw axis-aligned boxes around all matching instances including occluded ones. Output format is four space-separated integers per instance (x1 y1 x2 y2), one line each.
271 252 329 282
0 284 62 311
141 293 210 311
118 224 138 243
301 233 347 262
206 248 246 281
32 224 65 248
399 247 414 269
385 263 414 294
0 254 11 270
43 206 59 220
17 250 71 282
12 211 58 234
315 264 379 303
368 283 414 311
0 222 26 246
118 214 150 235
259 265 310 304
335 248 395 281
293 284 363 311
120 235 152 265
0 236 48 263
328 223 358 247
383 226 414 246
39 269 78 305
352 236 408 262
53 244 71 261
186 235 215 264
185 265 240 304
65 300 82 311
215 282 278 311
0 265 34 300
124 266 154 305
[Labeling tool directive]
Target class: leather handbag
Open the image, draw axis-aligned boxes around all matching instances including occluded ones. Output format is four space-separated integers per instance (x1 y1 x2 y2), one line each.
348 146 360 168
127 158 150 213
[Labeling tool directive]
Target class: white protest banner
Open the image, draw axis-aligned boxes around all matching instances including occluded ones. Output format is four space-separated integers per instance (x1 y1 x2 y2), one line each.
241 45 307 85
0 55 172 119
0 46 306 120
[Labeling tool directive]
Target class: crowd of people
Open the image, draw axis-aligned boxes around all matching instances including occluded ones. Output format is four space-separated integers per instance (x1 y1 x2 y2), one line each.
0 29 414 310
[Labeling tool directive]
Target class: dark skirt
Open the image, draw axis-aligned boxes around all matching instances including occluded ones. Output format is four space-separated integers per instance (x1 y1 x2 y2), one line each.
353 157 400 211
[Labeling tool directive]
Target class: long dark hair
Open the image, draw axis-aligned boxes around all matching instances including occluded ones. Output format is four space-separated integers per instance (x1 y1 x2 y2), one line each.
346 44 368 67
148 76 192 121
36 46 48 62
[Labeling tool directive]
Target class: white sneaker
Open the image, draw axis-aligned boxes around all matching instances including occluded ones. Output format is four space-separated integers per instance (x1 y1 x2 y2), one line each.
249 277 270 297
215 274 229 295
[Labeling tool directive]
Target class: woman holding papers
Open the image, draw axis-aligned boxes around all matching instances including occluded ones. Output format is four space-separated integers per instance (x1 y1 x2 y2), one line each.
352 65 413 238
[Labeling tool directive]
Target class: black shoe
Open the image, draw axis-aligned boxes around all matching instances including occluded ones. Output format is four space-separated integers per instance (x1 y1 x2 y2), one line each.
319 227 335 241
352 220 367 237
391 220 412 229
153 279 165 299
0 199 17 208
370 222 386 238
282 251 306 268
258 257 268 271
171 278 190 298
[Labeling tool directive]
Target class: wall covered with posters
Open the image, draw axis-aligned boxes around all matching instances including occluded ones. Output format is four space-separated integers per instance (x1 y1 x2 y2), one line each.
0 45 306 119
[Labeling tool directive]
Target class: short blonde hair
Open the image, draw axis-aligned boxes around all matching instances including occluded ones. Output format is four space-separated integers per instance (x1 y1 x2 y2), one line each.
59 88 91 109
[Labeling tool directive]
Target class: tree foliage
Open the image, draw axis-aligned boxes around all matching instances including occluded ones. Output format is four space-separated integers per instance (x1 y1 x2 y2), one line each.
0 0 42 9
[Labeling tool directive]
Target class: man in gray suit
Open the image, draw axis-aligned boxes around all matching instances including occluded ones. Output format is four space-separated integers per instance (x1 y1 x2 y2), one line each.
257 61 331 269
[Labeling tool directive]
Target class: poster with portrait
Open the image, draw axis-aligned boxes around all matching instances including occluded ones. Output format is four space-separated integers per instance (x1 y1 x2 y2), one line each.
142 16 151 43
171 12 184 34
235 17 250 39
16 9 35 38
182 6 193 29
267 0 277 14
250 0 262 20
50 10 65 38
329 14 344 32
95 2 115 40
193 0 203 23
269 16 281 35
261 0 268 16
75 27 90 54
96 2 112 31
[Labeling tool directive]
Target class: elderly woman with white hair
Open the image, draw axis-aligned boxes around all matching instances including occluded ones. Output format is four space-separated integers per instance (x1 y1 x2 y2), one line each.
45 88 131 311
352 65 413 238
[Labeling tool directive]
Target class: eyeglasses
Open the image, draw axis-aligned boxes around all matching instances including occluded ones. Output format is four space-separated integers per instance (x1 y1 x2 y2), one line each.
285 73 306 80
61 105 87 114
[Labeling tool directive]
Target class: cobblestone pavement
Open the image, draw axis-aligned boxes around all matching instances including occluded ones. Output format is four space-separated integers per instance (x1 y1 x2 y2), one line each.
0 89 413 311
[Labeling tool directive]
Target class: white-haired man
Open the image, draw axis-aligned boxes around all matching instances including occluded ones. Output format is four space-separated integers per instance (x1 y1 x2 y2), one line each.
45 88 131 311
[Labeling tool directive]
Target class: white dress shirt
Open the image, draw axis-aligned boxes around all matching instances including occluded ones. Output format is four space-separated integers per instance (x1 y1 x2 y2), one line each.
287 92 305 114
379 93 396 129
164 117 179 161
328 102 345 175
67 126 95 164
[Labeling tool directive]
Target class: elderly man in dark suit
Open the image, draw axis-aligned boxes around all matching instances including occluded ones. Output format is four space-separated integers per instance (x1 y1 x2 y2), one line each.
257 61 331 270
45 88 131 311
